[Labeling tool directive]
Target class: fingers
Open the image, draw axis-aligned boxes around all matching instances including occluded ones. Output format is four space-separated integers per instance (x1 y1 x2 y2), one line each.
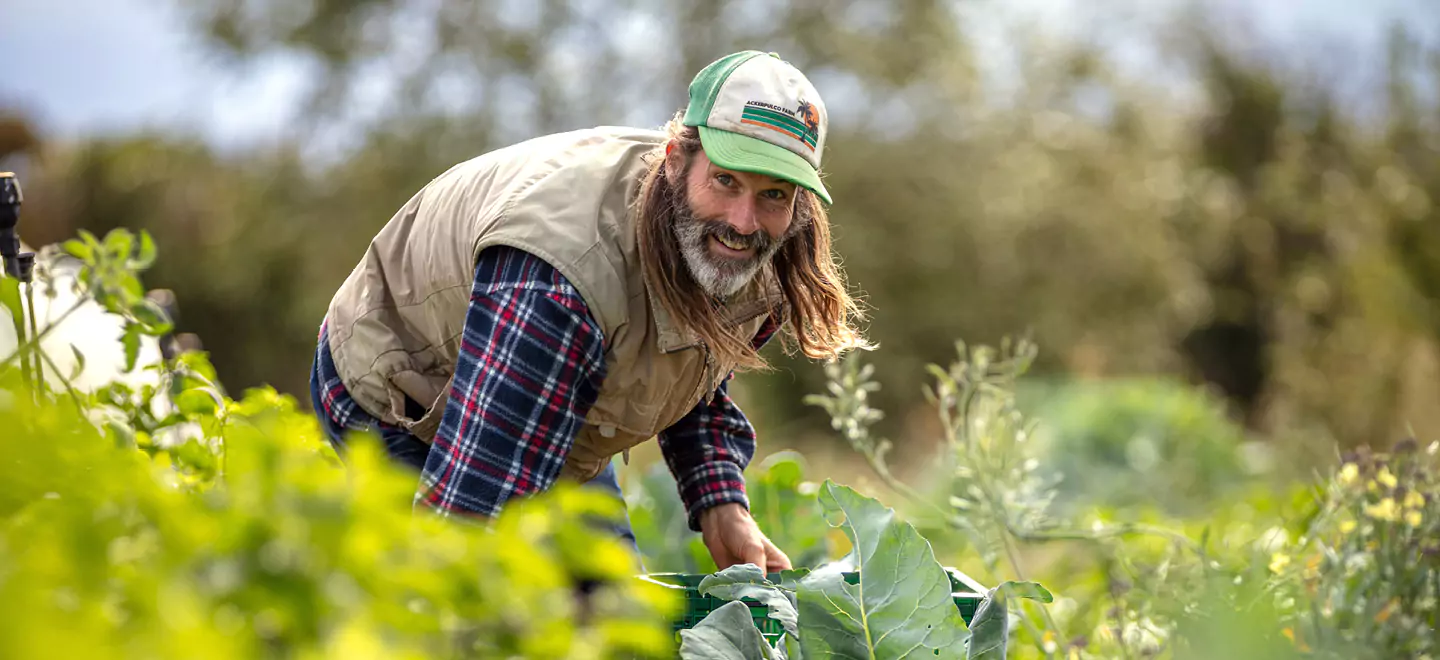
707 535 739 570
738 537 768 574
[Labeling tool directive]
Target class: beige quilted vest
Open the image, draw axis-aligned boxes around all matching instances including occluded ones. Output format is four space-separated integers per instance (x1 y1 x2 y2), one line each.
325 126 781 483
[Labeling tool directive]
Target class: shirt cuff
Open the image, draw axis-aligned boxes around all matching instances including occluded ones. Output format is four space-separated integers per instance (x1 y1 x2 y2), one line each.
674 460 750 532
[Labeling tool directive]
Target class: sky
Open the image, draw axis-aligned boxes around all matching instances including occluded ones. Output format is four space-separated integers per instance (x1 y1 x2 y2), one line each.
2 0 1436 153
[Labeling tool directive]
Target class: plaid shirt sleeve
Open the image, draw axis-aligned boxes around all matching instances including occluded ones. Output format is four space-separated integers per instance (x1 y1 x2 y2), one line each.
657 312 782 532
417 247 608 518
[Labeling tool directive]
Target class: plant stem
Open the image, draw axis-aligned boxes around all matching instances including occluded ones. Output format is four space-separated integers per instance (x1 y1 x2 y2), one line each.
0 298 85 371
25 281 40 395
996 524 1058 658
1008 522 1205 555
36 343 85 411
969 452 1065 644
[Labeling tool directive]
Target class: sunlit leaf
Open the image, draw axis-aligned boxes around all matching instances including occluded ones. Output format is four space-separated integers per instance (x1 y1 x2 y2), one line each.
966 582 1051 659
68 344 86 381
175 388 218 416
679 600 774 660
62 238 93 263
103 228 135 262
131 231 158 270
121 322 142 372
131 299 174 336
796 481 969 659
699 564 799 639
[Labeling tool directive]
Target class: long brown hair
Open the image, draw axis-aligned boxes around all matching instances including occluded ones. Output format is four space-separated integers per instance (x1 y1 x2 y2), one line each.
635 114 871 371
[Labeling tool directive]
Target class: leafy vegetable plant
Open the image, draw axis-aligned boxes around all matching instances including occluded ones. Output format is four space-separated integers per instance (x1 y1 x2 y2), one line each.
678 481 1051 660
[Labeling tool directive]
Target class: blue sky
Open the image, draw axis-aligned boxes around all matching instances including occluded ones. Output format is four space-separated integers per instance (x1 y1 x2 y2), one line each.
2 0 1434 152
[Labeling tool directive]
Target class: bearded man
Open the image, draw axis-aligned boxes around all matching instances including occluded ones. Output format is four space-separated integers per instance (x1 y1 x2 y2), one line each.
309 51 865 573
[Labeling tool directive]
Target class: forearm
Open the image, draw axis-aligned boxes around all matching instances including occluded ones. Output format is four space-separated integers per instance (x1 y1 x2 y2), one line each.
415 247 606 518
658 311 782 530
657 378 757 531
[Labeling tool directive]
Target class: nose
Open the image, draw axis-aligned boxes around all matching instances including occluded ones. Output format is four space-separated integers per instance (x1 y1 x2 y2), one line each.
724 197 760 235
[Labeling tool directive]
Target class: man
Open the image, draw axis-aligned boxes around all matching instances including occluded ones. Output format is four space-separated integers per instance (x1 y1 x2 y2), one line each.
309 51 866 573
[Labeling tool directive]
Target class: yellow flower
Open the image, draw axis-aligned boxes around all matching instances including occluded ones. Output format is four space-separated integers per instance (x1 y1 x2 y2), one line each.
1042 629 1058 654
1269 552 1291 574
1365 497 1400 522
1405 491 1426 509
1339 463 1359 485
1096 624 1114 643
1339 519 1357 534
1376 599 1399 623
1407 510 1423 528
1378 467 1398 489
1281 628 1311 652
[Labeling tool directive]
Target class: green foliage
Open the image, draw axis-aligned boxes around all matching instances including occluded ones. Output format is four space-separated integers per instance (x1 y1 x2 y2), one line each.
679 482 1051 660
5 217 1439 658
1024 377 1257 516
0 228 680 659
627 462 717 575
804 334 1440 658
1270 442 1440 658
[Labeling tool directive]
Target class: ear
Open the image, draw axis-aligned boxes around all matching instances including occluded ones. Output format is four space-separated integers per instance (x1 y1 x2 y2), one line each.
663 139 686 183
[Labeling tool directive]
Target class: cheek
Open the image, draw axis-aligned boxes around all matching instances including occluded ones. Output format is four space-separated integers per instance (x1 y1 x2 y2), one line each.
763 207 795 239
683 180 723 218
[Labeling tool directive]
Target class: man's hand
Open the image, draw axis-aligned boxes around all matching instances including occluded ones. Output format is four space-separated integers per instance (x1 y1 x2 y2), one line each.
699 502 792 574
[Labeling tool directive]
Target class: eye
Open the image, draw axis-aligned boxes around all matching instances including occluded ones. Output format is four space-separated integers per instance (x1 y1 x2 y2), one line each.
715 173 736 187
761 189 789 201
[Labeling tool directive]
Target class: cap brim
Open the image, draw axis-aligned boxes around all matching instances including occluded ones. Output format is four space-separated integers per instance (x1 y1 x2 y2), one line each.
698 126 832 205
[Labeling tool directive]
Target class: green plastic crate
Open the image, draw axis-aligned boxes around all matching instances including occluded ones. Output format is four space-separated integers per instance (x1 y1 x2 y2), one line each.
640 568 987 643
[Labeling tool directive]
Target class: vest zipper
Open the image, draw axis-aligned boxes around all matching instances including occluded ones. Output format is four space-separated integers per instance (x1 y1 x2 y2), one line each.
664 303 772 408
701 344 717 405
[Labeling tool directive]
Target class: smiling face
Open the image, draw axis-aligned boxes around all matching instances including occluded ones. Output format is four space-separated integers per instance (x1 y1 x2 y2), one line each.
666 147 802 298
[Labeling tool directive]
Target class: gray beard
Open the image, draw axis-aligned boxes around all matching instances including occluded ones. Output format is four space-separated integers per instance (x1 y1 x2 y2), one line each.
669 185 786 299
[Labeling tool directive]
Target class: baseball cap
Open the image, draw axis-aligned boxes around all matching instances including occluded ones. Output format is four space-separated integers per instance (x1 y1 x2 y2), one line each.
682 51 832 205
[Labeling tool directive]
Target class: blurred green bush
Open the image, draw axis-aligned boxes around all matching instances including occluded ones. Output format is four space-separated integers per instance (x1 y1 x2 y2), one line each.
1021 377 1258 517
0 231 679 659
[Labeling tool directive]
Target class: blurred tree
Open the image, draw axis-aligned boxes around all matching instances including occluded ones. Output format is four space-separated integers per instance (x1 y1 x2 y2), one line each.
0 114 39 163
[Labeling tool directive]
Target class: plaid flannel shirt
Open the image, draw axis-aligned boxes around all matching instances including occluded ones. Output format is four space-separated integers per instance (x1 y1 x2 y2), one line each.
312 245 778 531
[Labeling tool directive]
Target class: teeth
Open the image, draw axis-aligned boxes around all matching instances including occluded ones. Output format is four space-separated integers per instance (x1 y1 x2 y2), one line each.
716 235 747 250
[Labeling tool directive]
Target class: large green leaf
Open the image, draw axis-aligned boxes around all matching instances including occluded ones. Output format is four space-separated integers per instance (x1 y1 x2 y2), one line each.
679 600 776 660
966 581 1054 659
700 563 800 639
797 481 969 659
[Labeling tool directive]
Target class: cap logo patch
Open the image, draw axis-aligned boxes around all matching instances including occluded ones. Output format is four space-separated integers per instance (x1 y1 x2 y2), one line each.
740 100 819 151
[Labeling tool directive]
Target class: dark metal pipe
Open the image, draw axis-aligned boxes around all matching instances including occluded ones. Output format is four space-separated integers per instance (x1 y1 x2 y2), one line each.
0 172 23 280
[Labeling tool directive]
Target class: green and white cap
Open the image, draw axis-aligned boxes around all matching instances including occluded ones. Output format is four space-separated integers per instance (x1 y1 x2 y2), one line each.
682 51 832 204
